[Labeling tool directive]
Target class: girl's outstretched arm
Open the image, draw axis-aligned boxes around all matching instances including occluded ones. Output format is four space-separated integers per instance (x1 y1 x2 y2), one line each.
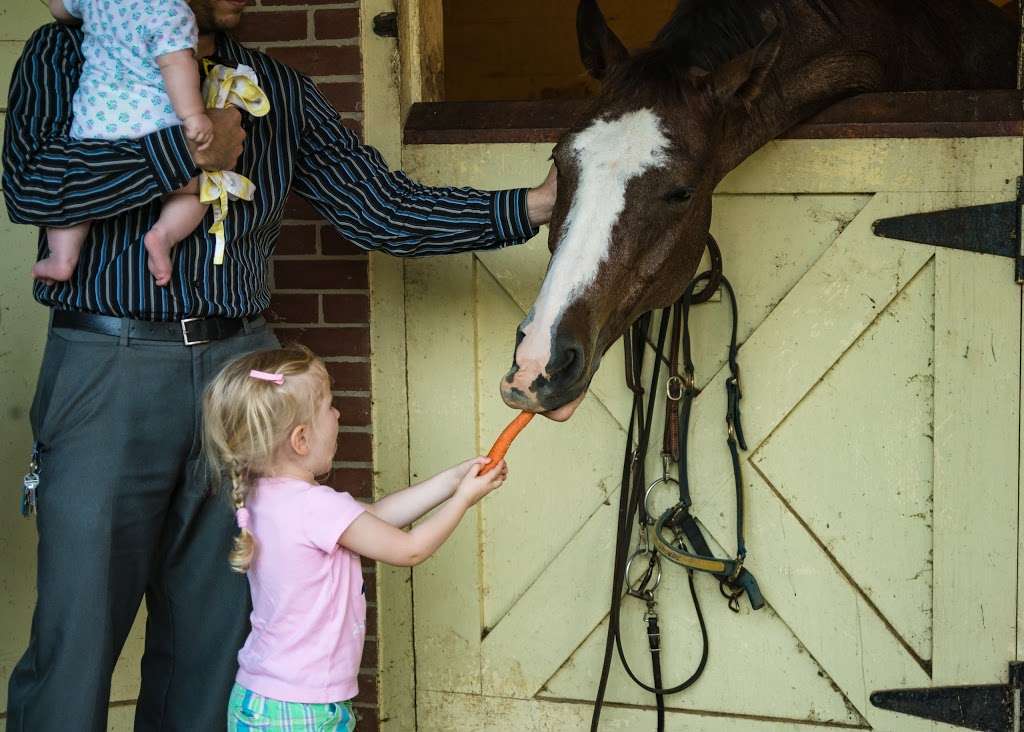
341 495 471 567
364 458 477 527
341 459 507 566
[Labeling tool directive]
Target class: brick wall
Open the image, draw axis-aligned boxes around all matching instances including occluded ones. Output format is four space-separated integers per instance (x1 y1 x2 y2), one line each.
234 3 379 729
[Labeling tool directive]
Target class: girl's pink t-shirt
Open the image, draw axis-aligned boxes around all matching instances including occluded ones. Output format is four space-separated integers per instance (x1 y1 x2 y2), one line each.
236 477 367 704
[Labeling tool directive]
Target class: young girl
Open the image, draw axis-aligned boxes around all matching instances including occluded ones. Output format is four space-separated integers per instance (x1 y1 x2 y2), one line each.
36 0 213 287
203 346 508 731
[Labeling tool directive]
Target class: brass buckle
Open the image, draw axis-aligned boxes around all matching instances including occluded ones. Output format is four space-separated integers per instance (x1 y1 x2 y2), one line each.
180 318 209 346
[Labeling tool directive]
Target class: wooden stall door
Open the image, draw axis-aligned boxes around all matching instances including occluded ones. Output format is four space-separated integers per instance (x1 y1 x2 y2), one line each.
403 137 1023 730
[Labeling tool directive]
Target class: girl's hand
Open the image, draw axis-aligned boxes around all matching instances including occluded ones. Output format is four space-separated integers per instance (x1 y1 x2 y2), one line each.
455 458 508 507
449 457 483 482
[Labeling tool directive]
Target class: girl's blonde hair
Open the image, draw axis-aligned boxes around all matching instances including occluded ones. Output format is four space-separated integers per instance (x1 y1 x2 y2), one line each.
203 346 330 573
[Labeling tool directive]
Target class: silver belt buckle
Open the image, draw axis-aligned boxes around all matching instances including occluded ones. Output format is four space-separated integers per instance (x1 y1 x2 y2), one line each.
180 318 209 346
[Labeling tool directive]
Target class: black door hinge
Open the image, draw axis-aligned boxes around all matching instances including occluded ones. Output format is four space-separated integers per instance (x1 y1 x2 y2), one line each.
373 12 398 38
872 177 1024 283
871 662 1024 731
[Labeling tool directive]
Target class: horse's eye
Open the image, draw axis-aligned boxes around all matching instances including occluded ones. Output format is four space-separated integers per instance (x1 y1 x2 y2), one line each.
664 187 693 204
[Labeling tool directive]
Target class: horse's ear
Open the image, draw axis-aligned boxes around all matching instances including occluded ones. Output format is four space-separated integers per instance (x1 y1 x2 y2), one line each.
577 0 629 81
707 24 783 108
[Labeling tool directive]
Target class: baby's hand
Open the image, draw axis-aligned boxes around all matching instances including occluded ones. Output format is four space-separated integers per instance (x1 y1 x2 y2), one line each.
184 113 214 152
455 458 508 507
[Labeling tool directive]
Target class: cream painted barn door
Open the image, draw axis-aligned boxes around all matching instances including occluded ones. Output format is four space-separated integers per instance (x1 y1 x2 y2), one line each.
403 137 1023 730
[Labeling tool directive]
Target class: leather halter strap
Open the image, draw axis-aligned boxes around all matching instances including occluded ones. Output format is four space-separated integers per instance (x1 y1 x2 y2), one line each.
649 269 764 611
591 237 763 732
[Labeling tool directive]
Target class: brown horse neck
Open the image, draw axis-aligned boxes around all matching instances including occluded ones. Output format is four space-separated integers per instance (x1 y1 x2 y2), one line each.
714 50 886 179
712 0 1017 181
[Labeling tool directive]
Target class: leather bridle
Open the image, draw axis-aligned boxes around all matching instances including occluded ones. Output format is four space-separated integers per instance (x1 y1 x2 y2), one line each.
591 236 764 732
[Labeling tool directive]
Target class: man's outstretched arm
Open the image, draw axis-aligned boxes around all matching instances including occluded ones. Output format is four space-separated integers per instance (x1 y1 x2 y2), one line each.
293 75 555 257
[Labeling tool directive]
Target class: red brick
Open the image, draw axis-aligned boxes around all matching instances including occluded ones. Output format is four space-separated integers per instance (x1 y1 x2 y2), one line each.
266 293 319 324
322 227 366 256
319 82 363 113
355 672 379 706
361 637 378 666
273 326 370 357
326 467 373 496
362 565 377 596
236 10 307 43
323 293 369 324
283 194 321 221
335 431 373 463
334 395 371 426
341 117 364 140
275 224 317 255
315 9 360 40
353 704 379 731
274 260 368 289
267 45 361 77
364 607 378 636
326 361 371 391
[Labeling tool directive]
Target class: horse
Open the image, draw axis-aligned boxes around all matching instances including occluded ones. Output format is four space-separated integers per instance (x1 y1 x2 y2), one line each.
500 0 1017 420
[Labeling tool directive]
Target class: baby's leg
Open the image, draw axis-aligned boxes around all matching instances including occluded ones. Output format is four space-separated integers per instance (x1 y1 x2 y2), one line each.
36 222 91 284
144 193 210 287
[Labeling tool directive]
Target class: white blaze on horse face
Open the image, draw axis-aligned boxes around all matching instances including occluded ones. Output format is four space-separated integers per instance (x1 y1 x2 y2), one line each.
516 108 671 379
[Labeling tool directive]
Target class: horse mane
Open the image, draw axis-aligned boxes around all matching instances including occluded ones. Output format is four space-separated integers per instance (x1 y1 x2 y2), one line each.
597 0 815 104
654 0 792 71
596 0 961 104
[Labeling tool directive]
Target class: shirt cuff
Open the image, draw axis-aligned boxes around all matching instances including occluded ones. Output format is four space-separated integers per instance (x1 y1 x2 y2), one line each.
490 188 539 244
141 124 201 194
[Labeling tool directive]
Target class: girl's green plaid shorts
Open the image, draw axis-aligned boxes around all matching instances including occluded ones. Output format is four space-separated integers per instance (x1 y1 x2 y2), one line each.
227 683 357 731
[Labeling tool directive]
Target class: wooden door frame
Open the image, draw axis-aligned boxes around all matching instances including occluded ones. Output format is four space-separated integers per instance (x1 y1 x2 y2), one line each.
362 0 416 730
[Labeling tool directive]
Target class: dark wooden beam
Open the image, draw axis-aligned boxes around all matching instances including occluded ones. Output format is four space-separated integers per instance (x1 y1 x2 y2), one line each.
404 90 1024 145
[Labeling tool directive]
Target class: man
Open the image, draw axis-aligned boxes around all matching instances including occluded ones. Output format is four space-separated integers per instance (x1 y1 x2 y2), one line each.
2 1 556 730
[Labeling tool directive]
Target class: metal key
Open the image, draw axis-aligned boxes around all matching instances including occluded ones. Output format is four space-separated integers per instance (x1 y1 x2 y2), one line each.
21 443 40 517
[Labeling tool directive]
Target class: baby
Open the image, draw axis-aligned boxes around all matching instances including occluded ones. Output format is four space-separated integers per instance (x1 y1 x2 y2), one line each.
37 0 213 287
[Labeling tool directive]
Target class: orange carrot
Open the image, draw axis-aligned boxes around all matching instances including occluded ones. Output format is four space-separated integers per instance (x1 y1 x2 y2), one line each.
482 411 535 474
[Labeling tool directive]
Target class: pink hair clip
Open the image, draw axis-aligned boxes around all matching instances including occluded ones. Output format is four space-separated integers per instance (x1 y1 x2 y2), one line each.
236 507 251 530
250 369 284 385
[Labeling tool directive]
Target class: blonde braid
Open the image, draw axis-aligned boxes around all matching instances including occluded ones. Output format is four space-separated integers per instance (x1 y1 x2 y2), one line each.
228 468 256 573
202 345 329 573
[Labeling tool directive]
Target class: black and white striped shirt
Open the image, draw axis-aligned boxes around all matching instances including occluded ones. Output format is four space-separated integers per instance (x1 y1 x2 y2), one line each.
3 25 537 320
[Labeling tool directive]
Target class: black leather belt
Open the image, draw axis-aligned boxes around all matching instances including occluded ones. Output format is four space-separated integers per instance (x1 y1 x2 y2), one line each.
52 310 259 346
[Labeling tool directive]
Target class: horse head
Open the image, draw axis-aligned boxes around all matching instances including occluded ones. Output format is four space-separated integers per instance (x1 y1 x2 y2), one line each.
501 0 783 420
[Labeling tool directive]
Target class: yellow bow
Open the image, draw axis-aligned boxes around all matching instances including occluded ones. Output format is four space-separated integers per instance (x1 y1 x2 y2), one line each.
199 63 271 264
200 171 256 265
203 63 272 117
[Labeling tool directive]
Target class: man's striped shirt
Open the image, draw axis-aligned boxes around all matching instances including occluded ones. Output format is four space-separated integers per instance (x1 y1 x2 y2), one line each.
3 25 538 321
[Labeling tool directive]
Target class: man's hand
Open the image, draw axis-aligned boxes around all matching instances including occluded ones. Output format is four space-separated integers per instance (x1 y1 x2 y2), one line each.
187 108 245 172
526 163 557 227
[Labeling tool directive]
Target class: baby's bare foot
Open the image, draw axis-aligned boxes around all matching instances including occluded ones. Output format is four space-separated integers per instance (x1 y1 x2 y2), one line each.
144 227 175 287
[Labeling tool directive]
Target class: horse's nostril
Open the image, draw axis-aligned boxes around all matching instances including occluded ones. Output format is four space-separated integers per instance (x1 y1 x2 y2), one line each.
547 340 586 386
